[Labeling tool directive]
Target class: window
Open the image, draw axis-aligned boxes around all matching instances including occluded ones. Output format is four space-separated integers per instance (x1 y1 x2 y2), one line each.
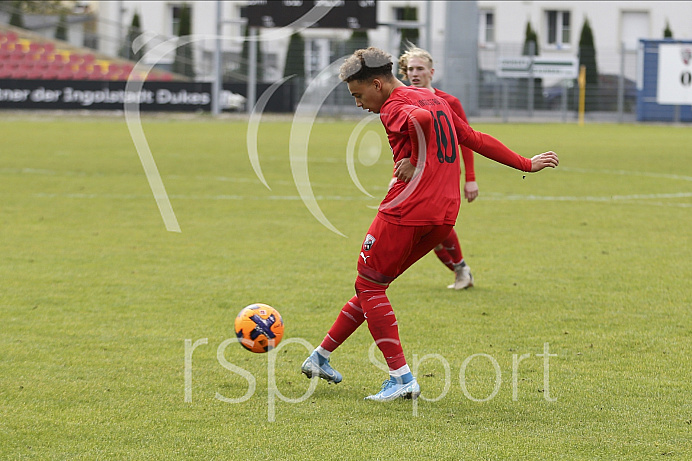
621 11 649 51
394 7 417 22
393 6 418 50
171 5 182 36
479 10 495 45
546 10 571 48
305 38 330 82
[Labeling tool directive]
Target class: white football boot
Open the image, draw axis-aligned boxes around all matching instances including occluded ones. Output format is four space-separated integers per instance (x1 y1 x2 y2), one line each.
447 263 474 290
364 378 421 402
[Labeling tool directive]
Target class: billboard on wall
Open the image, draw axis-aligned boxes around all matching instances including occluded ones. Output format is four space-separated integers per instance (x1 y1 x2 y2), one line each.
0 80 295 112
637 39 692 122
656 43 692 104
244 0 377 29
0 80 215 111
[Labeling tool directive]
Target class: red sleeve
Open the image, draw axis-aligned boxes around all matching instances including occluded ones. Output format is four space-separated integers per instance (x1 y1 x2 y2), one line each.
450 100 476 182
452 112 532 172
406 108 434 168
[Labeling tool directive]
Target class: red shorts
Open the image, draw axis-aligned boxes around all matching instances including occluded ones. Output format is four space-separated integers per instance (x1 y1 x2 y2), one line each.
357 214 454 284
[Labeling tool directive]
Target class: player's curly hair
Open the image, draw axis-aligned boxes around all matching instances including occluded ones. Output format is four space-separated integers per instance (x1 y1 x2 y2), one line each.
339 47 394 82
398 44 434 80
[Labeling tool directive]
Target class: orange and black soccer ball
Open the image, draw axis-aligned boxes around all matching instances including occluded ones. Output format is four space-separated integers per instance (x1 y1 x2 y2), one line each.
234 303 284 353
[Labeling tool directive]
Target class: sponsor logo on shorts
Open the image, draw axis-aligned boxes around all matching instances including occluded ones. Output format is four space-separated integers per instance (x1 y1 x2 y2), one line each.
360 252 370 264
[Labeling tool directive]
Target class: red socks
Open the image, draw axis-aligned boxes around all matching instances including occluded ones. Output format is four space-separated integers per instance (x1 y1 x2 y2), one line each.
320 295 365 352
319 277 410 373
355 276 406 371
434 246 455 271
435 228 463 270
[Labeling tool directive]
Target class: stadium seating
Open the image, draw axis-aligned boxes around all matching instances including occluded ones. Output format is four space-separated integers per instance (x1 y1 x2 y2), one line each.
0 29 180 81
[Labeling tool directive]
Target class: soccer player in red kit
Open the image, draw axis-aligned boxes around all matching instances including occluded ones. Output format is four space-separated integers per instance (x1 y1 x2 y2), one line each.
301 47 559 401
399 46 476 290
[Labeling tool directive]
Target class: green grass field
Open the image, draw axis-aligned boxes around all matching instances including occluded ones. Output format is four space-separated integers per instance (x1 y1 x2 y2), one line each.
1 113 691 459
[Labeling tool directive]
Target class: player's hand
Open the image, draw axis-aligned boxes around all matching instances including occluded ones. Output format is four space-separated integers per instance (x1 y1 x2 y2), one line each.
464 181 479 202
530 151 559 172
394 158 416 183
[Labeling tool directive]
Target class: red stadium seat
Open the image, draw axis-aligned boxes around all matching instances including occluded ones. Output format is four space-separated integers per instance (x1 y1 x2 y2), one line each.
67 53 83 65
26 69 46 79
0 60 11 77
41 70 59 80
90 63 107 75
14 40 30 53
0 32 18 46
56 69 76 80
118 64 134 79
18 61 36 71
35 60 50 71
49 60 66 72
29 42 44 54
10 48 25 59
73 70 90 80
11 68 28 79
87 69 105 80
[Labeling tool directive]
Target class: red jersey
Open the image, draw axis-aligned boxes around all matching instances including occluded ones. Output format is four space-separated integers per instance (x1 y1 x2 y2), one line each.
378 86 532 227
378 86 462 226
434 89 475 182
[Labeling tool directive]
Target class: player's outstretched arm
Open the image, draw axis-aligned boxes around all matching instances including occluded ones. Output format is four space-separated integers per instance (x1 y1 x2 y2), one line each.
452 112 558 173
530 151 559 172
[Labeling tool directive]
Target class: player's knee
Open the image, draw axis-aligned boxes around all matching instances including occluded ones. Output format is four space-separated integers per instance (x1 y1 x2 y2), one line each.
355 274 388 295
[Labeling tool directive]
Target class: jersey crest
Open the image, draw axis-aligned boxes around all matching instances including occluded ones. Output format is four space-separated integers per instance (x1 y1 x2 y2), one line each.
362 234 376 251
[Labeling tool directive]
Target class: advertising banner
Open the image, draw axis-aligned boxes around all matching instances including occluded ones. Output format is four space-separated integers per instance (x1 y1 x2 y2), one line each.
0 80 247 111
656 43 692 104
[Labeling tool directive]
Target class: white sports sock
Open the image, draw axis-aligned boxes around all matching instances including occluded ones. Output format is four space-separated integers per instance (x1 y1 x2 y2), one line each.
315 346 331 359
389 364 411 378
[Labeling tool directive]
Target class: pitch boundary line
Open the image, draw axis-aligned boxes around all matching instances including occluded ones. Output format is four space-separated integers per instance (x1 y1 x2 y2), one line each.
30 192 692 208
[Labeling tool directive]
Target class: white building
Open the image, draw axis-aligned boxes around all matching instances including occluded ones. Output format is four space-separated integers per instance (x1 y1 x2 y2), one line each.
90 1 691 86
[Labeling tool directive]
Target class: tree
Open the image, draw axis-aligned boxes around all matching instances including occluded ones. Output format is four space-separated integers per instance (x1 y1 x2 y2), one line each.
344 30 368 56
522 21 540 56
664 21 674 39
283 31 305 79
54 12 68 41
398 7 419 57
9 1 24 28
121 11 145 61
578 18 599 111
282 31 304 109
173 4 195 78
